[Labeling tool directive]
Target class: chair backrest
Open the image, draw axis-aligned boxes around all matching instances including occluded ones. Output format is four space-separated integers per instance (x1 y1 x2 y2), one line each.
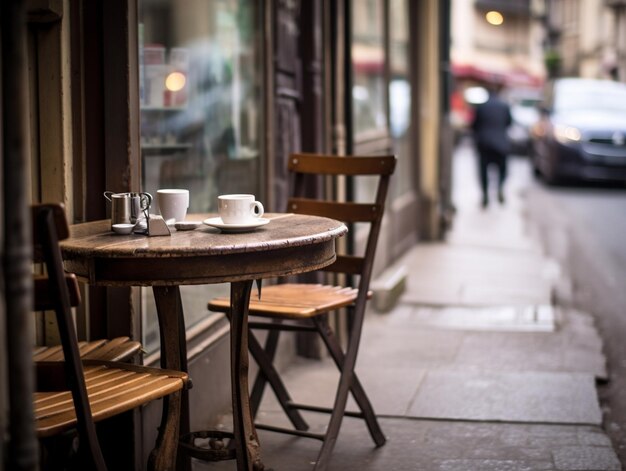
286 153 396 295
32 203 107 469
32 204 81 310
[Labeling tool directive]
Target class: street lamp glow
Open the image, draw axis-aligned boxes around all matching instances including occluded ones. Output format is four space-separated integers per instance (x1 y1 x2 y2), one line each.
486 11 504 26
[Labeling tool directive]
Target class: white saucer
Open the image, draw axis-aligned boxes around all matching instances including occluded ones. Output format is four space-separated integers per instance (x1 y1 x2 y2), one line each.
203 217 270 233
111 223 135 235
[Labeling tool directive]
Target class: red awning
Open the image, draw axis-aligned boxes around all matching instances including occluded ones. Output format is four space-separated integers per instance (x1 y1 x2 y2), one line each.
452 63 543 88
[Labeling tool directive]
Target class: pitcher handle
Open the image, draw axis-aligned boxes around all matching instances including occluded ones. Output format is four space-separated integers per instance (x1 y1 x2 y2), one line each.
139 192 152 210
103 191 115 202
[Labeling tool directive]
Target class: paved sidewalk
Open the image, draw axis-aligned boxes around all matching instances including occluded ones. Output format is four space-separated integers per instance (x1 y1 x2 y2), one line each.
197 142 620 470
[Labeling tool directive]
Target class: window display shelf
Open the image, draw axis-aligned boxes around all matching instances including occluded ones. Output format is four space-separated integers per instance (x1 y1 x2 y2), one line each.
141 105 188 112
141 143 192 156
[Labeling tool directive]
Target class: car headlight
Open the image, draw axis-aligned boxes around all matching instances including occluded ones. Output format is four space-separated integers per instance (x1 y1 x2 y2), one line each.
554 124 582 143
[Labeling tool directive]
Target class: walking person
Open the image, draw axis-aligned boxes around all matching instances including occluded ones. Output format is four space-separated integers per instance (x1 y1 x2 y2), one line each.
471 83 512 208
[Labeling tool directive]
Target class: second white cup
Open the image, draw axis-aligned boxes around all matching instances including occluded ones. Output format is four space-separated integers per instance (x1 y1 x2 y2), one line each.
218 194 264 224
157 189 189 223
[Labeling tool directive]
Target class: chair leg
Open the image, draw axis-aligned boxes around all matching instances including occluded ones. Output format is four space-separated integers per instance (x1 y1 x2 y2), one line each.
148 390 182 471
248 329 309 431
313 363 351 471
249 329 278 417
314 317 386 446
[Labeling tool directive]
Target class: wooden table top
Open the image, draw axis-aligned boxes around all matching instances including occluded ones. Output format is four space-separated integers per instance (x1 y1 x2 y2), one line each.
60 213 347 287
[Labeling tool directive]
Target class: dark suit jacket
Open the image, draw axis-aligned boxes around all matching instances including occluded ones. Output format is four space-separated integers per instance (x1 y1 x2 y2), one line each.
471 94 513 156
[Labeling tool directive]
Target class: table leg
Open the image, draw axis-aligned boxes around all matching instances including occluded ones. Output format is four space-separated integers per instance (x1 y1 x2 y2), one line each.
230 280 264 471
153 286 190 470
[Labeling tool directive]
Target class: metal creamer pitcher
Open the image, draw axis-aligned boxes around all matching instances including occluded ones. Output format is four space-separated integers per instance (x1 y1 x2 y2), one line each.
104 191 152 228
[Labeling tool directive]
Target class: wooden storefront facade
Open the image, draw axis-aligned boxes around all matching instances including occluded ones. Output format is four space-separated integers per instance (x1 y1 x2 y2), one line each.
1 0 452 467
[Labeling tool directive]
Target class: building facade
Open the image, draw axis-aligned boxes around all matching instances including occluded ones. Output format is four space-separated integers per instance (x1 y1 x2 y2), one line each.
1 0 452 467
451 0 546 86
545 0 626 81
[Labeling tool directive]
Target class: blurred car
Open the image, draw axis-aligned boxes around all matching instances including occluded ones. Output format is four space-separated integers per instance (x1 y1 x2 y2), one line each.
531 78 626 184
505 89 541 156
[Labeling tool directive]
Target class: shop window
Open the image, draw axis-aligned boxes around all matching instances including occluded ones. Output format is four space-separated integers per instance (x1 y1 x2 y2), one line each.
351 0 386 138
138 0 264 356
389 0 413 197
351 0 415 203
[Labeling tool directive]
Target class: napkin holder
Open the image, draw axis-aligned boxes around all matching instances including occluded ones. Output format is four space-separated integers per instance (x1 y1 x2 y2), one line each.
147 214 171 236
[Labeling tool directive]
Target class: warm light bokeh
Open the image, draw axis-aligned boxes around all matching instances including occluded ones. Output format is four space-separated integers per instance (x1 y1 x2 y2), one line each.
165 71 186 92
485 10 504 26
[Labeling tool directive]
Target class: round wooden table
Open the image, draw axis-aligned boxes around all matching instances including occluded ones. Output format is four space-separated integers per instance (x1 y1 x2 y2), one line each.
60 213 347 470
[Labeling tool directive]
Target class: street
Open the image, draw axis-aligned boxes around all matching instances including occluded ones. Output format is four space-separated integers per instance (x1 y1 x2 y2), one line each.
525 166 626 465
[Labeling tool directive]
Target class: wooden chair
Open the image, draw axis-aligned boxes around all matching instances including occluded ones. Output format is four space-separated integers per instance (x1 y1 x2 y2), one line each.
32 203 189 471
33 336 140 362
32 211 141 363
208 153 396 470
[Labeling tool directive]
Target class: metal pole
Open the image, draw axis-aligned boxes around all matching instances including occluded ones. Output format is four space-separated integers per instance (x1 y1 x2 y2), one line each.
2 0 39 469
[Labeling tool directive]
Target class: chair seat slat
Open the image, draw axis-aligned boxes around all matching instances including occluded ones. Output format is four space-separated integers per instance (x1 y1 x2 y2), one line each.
35 341 97 362
36 373 161 418
33 337 141 363
82 337 142 361
36 376 183 437
36 369 141 409
209 284 365 319
33 345 64 361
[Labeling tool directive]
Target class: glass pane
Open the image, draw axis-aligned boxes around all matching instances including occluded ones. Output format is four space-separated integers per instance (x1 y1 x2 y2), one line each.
351 0 386 136
389 0 412 196
139 0 264 355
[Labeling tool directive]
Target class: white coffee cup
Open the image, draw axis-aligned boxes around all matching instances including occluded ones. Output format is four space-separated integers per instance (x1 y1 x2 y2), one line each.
157 189 189 223
218 194 264 224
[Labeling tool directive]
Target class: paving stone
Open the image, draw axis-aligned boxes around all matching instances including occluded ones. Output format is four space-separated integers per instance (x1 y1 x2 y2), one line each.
456 331 568 372
403 244 552 279
455 328 606 380
553 446 621 470
405 305 555 332
360 316 465 367
562 349 608 381
345 366 426 416
578 430 614 447
408 370 603 424
193 418 615 471
254 356 425 418
401 246 554 306
436 459 553 471
463 282 552 306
